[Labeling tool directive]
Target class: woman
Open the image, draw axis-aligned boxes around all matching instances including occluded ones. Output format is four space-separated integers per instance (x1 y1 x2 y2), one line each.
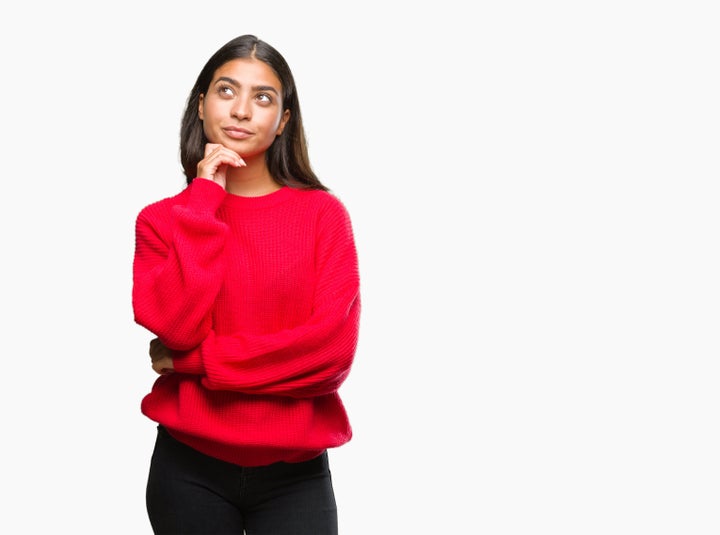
132 34 361 534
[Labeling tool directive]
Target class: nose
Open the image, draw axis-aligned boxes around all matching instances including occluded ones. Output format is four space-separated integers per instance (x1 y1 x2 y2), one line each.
231 97 251 120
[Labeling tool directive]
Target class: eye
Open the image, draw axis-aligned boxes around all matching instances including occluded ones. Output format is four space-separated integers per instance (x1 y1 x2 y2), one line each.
217 85 235 97
256 93 272 104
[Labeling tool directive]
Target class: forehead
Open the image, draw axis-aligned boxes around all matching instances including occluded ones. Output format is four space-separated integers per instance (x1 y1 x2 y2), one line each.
213 58 282 90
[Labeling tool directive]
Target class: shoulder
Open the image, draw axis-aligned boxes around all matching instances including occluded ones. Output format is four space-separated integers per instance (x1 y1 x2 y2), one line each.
291 189 355 242
291 188 352 220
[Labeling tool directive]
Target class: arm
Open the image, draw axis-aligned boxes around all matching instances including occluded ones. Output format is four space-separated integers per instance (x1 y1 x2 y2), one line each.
132 179 229 350
173 198 361 398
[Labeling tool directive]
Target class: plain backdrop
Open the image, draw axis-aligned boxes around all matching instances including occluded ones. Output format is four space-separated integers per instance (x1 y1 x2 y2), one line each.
1 1 718 533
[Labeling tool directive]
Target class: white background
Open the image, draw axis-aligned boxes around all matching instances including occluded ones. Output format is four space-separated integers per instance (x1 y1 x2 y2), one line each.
1 1 718 533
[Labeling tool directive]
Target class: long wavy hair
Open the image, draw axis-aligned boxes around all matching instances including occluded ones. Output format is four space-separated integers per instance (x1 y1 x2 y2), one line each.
179 34 327 191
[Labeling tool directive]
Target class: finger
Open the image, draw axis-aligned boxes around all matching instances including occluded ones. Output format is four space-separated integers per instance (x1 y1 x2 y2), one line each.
150 346 166 363
203 144 245 167
211 150 245 168
152 359 167 373
152 357 174 374
204 143 222 157
149 339 167 362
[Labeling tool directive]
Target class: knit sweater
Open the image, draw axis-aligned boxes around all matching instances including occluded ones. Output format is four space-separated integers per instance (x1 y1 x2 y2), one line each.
133 178 360 466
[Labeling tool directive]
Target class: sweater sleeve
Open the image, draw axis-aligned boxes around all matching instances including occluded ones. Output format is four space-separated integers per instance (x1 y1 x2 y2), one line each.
173 197 361 398
132 179 229 350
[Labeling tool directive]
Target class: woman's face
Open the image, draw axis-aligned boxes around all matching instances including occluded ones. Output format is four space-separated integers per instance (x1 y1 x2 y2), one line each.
199 58 290 159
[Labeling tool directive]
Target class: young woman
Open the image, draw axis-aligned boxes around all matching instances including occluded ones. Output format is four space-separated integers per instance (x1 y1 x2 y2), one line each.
132 34 361 534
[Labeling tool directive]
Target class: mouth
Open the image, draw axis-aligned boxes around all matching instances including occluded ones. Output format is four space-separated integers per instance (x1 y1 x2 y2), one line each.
223 127 253 139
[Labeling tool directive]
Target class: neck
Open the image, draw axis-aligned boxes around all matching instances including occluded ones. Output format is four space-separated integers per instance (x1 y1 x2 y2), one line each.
225 157 281 197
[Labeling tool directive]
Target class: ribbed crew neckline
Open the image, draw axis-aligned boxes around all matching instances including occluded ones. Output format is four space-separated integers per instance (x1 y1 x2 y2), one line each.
222 185 296 210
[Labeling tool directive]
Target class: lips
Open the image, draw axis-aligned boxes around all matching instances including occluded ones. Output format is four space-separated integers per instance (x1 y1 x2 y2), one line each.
223 127 253 139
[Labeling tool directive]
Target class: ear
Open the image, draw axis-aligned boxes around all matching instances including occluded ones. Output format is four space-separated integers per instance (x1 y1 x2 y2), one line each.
276 109 291 136
198 94 205 120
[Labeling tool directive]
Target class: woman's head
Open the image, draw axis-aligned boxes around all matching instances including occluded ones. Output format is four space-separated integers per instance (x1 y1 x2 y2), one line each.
180 35 325 190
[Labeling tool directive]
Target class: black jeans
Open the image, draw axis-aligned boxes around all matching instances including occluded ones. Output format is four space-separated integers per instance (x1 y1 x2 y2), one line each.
146 426 338 535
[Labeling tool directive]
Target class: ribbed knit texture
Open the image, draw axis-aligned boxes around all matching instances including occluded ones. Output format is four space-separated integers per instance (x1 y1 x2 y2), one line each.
133 178 360 466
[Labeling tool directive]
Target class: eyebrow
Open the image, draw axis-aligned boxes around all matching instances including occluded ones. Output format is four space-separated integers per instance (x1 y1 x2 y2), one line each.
215 76 281 96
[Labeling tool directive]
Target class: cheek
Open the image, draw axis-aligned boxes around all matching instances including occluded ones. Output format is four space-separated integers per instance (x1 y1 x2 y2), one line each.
269 112 286 133
201 106 225 137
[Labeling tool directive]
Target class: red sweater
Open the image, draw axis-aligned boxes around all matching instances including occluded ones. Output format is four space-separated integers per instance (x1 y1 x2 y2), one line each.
133 178 360 466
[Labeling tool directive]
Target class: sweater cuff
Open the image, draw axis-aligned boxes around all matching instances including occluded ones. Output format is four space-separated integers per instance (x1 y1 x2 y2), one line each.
172 347 204 375
187 177 227 212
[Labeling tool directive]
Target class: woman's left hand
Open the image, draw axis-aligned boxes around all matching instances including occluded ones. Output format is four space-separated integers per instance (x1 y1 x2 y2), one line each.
149 338 175 375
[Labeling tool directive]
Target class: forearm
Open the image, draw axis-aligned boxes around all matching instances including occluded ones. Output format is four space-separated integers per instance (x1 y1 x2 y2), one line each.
174 291 360 397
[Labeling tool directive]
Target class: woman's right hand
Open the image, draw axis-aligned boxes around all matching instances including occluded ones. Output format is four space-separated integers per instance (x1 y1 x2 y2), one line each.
196 143 246 190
